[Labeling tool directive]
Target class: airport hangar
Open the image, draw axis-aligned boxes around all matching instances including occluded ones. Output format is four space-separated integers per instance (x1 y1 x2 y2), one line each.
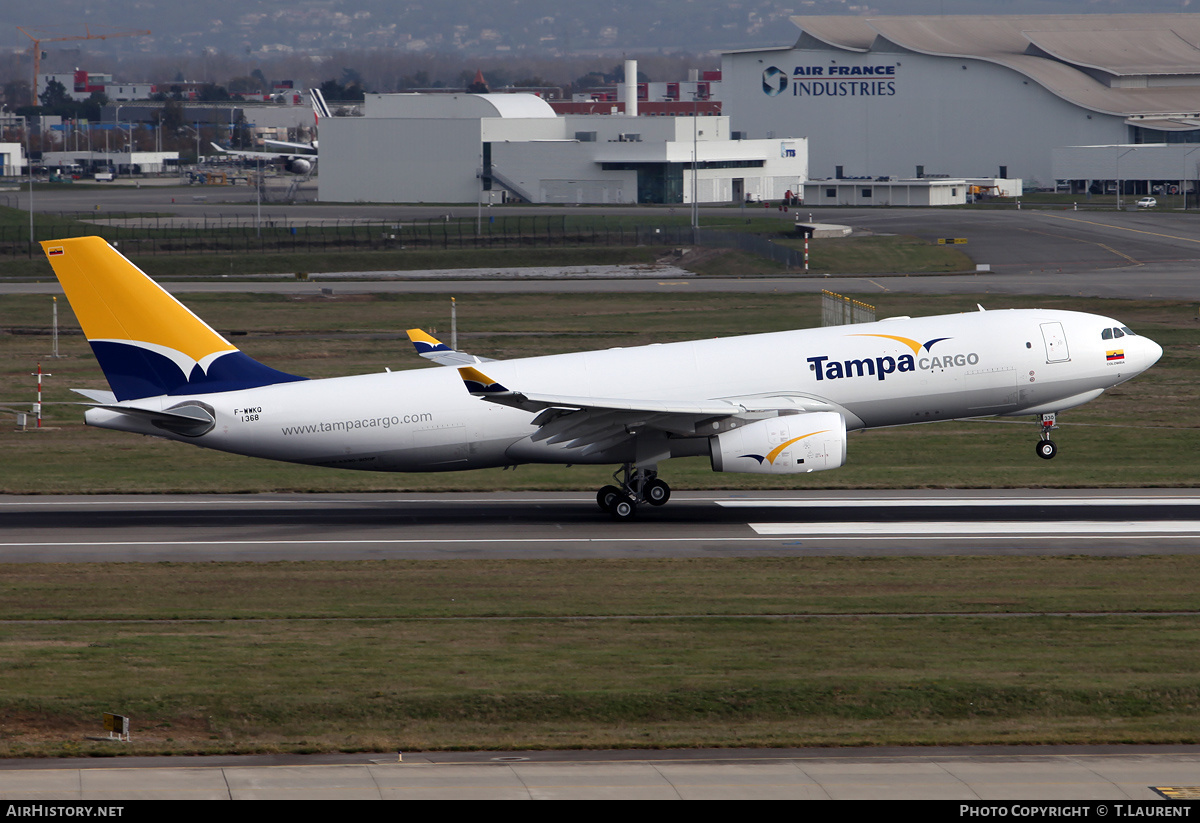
721 13 1200 193
317 92 807 205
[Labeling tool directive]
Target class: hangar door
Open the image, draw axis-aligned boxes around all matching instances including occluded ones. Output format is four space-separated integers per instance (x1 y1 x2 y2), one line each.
540 180 623 204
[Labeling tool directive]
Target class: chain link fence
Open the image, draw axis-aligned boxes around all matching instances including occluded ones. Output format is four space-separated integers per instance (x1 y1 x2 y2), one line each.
822 290 876 327
2 213 809 269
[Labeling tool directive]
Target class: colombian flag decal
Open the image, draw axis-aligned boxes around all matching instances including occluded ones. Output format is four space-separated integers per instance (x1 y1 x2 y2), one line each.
47 246 64 256
1106 350 1125 362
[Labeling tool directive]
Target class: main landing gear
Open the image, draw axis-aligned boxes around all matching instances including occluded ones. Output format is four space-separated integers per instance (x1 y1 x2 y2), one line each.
596 463 671 520
1036 412 1059 460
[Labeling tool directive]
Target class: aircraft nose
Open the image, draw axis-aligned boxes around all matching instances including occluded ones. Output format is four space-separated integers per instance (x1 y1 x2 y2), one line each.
1145 336 1163 368
1136 335 1164 372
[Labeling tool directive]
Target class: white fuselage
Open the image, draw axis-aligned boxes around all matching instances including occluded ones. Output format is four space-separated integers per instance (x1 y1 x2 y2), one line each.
85 308 1161 472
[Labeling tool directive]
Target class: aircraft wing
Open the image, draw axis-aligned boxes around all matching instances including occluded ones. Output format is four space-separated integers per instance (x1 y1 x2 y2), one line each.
457 366 742 455
209 142 314 161
407 329 494 366
263 138 317 152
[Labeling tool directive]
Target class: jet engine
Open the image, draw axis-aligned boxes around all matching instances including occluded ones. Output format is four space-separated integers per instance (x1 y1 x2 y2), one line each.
283 157 313 175
709 412 847 474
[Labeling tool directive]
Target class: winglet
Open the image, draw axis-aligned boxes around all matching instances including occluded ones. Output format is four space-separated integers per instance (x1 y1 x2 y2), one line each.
407 328 452 357
408 329 493 366
458 366 508 395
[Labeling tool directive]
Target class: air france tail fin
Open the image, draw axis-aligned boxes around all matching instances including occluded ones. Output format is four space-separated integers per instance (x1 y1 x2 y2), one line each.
309 87 331 121
41 237 305 401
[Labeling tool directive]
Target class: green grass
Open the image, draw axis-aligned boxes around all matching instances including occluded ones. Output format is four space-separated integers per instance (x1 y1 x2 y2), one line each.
0 204 966 279
5 557 1198 620
784 234 974 273
1 557 1198 755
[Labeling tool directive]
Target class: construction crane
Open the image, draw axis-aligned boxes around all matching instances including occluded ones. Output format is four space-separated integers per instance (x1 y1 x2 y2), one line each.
18 26 151 104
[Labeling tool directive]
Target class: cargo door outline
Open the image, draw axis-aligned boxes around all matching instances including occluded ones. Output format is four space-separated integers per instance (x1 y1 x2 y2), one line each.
1040 322 1070 363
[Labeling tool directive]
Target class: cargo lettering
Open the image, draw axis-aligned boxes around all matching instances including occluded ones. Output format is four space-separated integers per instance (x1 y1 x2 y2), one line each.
808 352 979 381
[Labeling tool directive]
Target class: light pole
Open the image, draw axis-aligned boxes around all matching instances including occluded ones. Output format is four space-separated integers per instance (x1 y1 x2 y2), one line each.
181 123 202 165
115 105 126 174
1183 146 1200 210
1115 147 1136 209
691 90 700 243
23 115 33 247
255 156 262 238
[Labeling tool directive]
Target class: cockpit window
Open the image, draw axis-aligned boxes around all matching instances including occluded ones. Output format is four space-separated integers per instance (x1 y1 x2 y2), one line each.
1120 326 1136 336
1101 328 1113 340
1112 328 1124 338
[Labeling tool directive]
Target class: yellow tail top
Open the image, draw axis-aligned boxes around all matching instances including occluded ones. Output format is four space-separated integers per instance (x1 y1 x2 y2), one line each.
42 237 303 400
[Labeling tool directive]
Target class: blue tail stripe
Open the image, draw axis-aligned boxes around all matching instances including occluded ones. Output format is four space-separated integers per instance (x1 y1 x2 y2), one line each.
413 340 450 354
92 342 306 401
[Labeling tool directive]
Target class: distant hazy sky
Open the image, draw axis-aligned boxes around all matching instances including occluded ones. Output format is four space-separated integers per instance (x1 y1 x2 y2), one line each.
2 0 1195 55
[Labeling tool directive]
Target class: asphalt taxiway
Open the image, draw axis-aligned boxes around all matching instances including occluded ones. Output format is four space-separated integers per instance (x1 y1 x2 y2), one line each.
2 745 1199 800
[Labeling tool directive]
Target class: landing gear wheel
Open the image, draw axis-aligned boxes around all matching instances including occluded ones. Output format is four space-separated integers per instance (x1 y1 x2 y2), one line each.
597 485 622 512
1036 440 1058 460
609 494 637 521
644 478 671 506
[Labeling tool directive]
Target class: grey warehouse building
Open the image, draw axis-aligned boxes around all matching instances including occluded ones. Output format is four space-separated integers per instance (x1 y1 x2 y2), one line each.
318 93 806 205
722 14 1200 188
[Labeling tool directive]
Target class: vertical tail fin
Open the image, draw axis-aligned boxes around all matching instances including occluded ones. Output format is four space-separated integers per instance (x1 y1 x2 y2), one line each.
309 87 331 122
41 237 304 401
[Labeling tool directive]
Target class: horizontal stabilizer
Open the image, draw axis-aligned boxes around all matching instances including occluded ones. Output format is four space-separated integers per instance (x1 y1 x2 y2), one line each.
72 388 117 404
89 401 216 438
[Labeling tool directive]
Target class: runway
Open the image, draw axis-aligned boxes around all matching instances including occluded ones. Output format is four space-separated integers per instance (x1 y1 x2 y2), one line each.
2 490 1198 561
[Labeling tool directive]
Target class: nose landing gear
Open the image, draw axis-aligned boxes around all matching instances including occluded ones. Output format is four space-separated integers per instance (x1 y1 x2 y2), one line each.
596 463 671 520
1036 412 1058 460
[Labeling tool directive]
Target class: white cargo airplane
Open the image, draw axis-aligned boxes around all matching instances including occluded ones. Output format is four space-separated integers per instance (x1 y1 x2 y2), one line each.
208 88 329 175
42 237 1162 519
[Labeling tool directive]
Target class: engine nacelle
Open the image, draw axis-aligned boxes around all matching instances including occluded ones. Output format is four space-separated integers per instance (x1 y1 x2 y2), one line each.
283 157 313 174
709 412 847 475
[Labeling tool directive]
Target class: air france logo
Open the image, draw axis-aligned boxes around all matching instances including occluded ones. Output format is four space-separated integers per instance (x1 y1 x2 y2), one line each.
767 64 898 98
807 334 979 382
762 66 788 96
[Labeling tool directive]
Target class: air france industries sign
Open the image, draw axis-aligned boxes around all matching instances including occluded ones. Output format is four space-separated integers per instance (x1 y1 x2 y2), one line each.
762 64 898 98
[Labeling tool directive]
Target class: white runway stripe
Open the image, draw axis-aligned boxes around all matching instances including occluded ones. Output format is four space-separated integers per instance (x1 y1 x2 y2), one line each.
721 497 1200 508
749 521 1200 536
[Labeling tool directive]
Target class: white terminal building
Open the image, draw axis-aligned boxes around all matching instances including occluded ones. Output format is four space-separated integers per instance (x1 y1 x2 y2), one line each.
319 86 806 205
722 13 1200 191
